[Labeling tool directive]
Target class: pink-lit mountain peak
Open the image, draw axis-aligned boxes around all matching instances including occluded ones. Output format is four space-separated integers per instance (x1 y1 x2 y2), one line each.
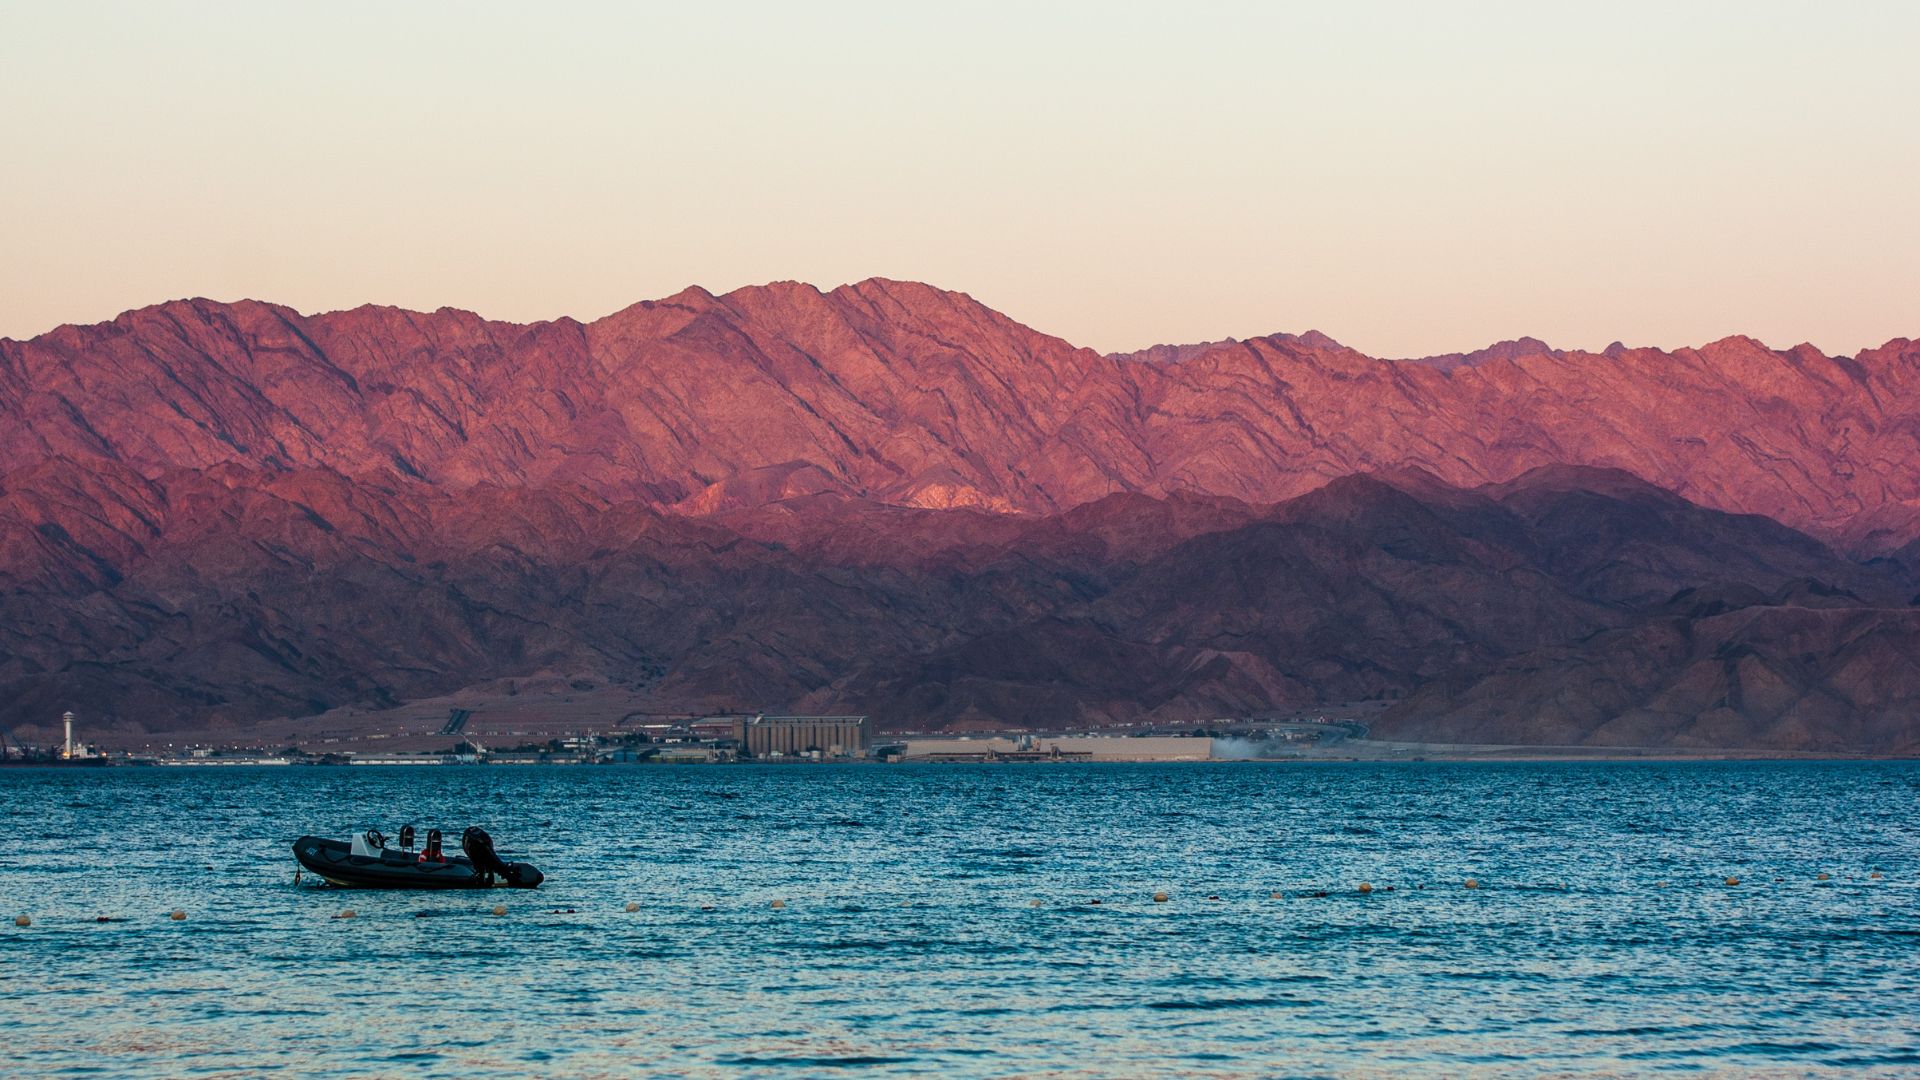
5 282 1920 550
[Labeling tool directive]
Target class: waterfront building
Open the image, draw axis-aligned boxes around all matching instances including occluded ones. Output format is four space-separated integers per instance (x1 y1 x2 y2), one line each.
732 715 871 759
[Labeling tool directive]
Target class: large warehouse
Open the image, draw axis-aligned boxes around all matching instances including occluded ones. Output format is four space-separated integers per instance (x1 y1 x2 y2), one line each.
731 715 871 759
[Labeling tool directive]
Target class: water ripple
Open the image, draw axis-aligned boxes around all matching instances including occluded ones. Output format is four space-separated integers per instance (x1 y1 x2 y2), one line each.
1 761 1916 1077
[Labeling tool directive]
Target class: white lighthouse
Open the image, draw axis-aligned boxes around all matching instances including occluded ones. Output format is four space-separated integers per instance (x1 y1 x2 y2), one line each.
63 711 75 760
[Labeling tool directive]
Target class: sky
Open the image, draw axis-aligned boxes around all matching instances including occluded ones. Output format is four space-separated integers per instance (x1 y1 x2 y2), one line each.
2 1 1916 357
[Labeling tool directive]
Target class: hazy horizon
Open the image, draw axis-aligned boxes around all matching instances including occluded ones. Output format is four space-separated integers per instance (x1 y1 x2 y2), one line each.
4 1 1917 357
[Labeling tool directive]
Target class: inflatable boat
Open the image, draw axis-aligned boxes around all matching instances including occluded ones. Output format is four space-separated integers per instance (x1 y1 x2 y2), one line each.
292 826 543 889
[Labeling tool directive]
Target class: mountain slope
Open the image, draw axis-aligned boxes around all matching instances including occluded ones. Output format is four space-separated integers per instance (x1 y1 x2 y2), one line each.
6 283 1920 750
4 461 1915 751
5 283 1920 548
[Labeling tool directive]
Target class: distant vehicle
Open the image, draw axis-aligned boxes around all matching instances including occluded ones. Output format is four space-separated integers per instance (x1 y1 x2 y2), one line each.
292 826 543 889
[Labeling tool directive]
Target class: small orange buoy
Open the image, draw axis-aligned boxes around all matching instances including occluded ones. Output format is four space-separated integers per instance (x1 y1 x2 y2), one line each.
1270 891 1283 900
1464 879 1480 890
1357 882 1373 894
333 909 356 920
624 901 639 913
1152 891 1169 903
1724 877 1740 886
12 915 28 927
491 904 506 916
1870 871 1884 880
1816 872 1831 881
170 909 187 921
770 899 786 910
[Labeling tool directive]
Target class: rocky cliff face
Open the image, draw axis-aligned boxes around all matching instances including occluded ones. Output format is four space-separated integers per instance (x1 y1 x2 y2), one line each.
4 282 1919 750
7 280 1919 548
2 460 1915 751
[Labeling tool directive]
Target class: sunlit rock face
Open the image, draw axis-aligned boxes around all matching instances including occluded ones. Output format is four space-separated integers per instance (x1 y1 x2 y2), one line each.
7 281 1919 546
3 282 1918 751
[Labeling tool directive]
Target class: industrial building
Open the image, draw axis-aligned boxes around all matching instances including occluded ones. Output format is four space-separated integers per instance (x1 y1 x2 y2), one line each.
732 715 871 759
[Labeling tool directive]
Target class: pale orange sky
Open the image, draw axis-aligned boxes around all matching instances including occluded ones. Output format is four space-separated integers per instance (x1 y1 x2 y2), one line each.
2 2 1916 357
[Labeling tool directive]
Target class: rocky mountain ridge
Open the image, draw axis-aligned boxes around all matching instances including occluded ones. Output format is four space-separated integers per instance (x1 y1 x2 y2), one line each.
6 279 1919 549
5 281 1920 750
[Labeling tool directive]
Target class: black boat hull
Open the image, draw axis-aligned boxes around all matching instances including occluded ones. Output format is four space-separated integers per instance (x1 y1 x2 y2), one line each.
292 836 542 889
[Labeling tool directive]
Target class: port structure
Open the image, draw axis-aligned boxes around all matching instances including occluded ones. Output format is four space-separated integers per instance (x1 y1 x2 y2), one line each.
437 708 473 737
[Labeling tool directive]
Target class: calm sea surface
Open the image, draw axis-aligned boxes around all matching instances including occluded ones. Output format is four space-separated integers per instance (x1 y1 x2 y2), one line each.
2 762 1917 1078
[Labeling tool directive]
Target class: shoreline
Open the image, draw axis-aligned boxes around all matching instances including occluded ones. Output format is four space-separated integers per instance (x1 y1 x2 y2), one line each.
7 750 1914 768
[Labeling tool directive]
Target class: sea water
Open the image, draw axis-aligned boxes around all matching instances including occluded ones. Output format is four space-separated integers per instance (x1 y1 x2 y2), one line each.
2 762 1916 1077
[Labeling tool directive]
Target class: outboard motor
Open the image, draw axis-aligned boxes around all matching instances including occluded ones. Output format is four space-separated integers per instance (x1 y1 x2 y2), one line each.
462 826 544 888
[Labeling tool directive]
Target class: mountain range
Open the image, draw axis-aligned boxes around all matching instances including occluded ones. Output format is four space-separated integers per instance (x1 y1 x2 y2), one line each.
4 280 1918 752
